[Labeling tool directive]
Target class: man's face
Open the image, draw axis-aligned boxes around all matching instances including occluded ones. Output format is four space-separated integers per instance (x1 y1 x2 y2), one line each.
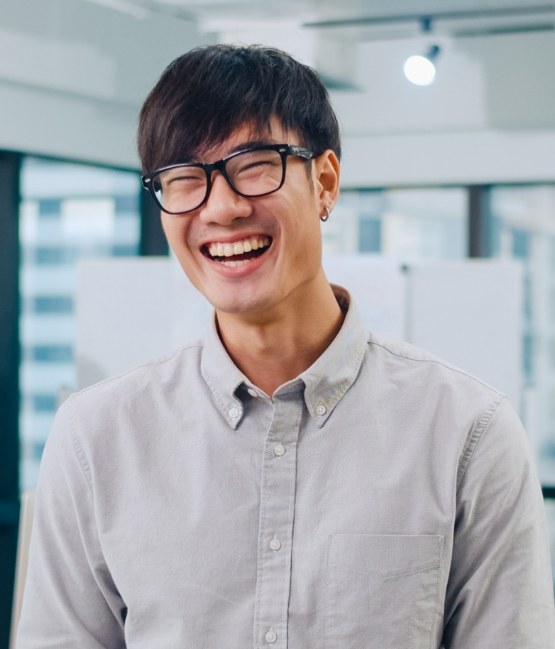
161 119 339 322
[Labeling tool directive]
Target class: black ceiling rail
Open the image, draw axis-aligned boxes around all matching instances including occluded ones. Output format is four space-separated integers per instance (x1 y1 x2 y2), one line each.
303 4 555 30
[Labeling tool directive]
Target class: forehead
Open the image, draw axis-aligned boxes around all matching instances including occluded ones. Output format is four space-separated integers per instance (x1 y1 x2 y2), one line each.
197 118 295 162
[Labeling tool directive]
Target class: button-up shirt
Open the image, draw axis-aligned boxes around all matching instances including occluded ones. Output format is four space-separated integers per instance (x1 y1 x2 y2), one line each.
17 288 555 648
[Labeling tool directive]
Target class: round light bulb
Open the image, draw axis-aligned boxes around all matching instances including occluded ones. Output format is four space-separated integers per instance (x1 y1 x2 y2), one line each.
403 54 436 86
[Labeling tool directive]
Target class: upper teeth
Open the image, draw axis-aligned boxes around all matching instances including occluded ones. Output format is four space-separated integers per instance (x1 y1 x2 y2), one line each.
207 236 271 258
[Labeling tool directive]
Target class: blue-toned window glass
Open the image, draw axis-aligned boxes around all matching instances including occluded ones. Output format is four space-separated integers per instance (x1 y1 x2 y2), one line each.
489 185 555 487
19 157 141 490
327 187 467 259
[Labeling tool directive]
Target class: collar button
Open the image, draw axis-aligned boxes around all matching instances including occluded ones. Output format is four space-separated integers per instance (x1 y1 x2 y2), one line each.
316 402 327 416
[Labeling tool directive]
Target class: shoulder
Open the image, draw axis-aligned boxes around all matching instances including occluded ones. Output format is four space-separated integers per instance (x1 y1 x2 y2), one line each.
46 342 206 476
82 341 202 391
362 333 526 485
365 331 503 399
362 332 511 455
61 341 205 423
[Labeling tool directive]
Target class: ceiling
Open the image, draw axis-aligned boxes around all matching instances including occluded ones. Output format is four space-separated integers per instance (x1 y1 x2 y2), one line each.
86 0 555 36
81 0 555 89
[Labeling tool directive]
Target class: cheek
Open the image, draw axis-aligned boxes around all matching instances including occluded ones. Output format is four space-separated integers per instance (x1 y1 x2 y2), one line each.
162 218 192 255
290 216 322 268
160 216 176 246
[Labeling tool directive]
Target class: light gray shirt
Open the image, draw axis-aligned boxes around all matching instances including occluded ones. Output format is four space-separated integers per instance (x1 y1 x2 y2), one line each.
17 288 555 648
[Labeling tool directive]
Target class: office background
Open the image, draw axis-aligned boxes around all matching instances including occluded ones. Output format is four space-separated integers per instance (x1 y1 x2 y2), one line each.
1 0 555 645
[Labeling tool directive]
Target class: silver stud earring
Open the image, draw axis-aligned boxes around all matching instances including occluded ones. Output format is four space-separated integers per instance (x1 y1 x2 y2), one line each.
320 206 330 222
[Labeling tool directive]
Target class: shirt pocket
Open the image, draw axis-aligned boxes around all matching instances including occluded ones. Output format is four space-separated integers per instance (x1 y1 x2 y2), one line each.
325 533 444 649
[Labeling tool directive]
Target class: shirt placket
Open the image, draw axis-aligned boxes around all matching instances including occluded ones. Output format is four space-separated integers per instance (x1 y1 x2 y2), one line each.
253 392 302 649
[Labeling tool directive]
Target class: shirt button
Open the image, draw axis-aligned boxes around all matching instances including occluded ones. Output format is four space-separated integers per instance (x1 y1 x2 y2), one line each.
247 388 258 397
269 536 282 551
273 443 286 457
316 402 327 416
265 629 277 644
228 407 240 419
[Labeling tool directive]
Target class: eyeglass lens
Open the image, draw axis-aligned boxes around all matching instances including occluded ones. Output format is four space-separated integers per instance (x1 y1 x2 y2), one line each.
152 148 285 214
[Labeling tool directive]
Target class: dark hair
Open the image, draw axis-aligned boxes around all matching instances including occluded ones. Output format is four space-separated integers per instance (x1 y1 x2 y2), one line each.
137 44 341 172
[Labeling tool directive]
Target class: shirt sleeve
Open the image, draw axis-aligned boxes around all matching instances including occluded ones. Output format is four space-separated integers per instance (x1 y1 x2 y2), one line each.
15 396 126 649
443 397 555 648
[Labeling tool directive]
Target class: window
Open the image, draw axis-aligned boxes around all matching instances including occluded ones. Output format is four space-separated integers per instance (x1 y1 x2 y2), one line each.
19 157 141 490
489 185 555 486
327 187 467 259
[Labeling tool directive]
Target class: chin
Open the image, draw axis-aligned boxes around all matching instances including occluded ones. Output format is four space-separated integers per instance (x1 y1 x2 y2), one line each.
213 300 264 317
209 291 274 319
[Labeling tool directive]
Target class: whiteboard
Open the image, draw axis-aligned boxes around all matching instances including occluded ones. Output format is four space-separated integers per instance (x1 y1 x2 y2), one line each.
406 260 523 408
76 256 523 409
323 254 406 340
76 257 210 389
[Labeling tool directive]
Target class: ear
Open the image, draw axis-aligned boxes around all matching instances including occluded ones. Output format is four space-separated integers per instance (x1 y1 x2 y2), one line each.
313 149 340 211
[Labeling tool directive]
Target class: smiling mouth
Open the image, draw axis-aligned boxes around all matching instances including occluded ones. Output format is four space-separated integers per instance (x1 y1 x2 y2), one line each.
202 236 272 265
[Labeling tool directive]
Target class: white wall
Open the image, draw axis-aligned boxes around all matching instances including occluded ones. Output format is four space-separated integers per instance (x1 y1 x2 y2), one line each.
340 129 555 187
1 0 554 185
333 31 555 187
0 0 209 167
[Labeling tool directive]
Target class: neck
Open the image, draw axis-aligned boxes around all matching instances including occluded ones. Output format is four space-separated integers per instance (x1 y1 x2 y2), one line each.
216 281 345 396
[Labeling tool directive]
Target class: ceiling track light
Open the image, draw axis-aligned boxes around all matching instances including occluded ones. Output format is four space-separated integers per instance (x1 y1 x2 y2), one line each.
403 17 441 86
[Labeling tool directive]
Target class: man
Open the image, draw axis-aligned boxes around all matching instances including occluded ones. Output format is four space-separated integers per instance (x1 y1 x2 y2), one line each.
17 44 555 648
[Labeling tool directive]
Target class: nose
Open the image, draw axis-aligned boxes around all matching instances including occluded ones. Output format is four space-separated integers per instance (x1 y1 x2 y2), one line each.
197 171 253 225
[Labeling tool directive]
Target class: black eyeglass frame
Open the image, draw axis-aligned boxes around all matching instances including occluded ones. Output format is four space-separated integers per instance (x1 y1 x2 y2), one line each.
141 143 315 216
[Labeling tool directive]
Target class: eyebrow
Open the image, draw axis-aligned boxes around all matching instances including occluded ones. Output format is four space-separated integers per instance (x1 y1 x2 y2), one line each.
227 139 278 155
183 139 280 165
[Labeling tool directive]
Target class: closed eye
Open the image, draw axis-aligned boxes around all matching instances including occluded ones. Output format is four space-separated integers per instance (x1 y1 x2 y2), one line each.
161 168 205 190
236 159 274 175
168 174 203 185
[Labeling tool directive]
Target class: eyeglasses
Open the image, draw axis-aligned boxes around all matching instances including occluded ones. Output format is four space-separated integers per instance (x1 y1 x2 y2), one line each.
141 143 314 215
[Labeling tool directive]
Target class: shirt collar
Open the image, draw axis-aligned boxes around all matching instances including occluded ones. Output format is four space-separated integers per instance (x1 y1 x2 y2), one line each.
298 285 369 427
200 315 247 430
200 285 369 429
